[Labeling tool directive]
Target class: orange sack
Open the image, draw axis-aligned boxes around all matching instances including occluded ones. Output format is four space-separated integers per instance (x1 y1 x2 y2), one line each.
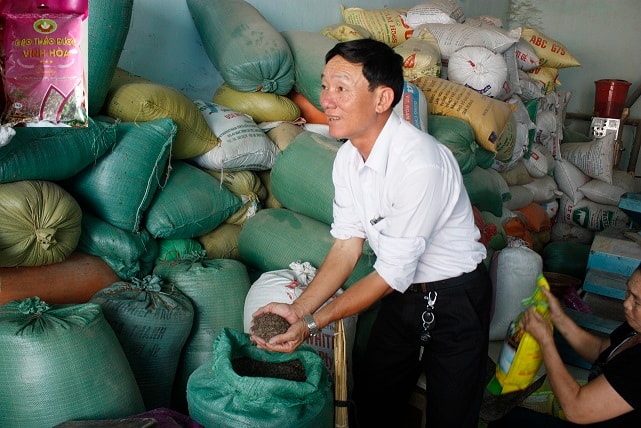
0 251 120 306
288 90 328 125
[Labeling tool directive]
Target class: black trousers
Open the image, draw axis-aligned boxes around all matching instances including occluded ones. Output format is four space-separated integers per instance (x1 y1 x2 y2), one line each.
353 263 492 428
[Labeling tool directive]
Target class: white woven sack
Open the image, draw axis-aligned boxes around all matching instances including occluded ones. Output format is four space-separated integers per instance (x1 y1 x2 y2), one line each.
553 158 589 204
504 185 534 211
447 46 508 98
560 133 615 184
517 69 545 101
495 44 523 101
579 170 635 206
414 23 520 61
243 261 357 379
540 198 559 220
534 110 561 159
402 0 464 27
524 143 554 178
558 194 628 232
191 100 278 171
514 40 540 71
489 244 543 340
523 175 562 203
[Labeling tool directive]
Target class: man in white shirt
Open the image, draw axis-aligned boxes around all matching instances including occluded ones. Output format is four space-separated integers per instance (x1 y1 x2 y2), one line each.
251 38 491 428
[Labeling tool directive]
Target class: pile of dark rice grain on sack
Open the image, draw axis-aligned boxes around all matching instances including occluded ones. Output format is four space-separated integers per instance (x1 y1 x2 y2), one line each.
235 313 306 382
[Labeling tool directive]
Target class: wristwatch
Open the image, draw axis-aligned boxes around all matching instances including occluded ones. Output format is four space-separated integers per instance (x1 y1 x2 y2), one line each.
303 314 320 337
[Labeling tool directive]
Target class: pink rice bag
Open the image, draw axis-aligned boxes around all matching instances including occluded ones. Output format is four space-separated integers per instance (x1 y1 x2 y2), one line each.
2 0 88 127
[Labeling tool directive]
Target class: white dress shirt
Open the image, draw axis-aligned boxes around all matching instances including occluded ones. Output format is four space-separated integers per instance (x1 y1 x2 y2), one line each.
330 112 486 292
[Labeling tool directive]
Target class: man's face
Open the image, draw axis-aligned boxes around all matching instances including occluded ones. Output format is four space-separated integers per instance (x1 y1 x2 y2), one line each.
624 271 641 332
319 55 382 143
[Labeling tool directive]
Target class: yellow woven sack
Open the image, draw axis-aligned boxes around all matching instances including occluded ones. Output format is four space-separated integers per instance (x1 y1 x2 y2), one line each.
320 23 371 42
104 69 220 159
496 274 551 394
393 37 442 81
198 223 242 260
206 169 266 226
212 83 301 123
528 66 561 94
341 5 413 47
521 27 580 69
414 76 515 153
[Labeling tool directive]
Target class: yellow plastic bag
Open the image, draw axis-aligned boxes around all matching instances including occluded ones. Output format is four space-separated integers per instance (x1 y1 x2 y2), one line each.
495 273 551 394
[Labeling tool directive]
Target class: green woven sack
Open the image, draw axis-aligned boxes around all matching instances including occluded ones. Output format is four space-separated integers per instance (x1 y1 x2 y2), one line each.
187 328 333 428
542 241 590 281
281 31 338 110
186 0 294 95
152 258 251 410
155 238 206 264
270 131 340 226
476 147 496 169
0 297 145 428
463 166 508 217
88 0 133 116
0 118 116 183
0 180 81 267
77 211 159 281
64 117 176 233
238 208 375 289
144 161 242 239
90 275 195 410
428 114 477 175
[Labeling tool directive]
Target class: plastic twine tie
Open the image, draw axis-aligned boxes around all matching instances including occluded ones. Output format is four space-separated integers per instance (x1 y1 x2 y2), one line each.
289 261 317 286
131 275 163 293
35 227 57 250
130 275 180 311
17 296 51 315
260 79 278 93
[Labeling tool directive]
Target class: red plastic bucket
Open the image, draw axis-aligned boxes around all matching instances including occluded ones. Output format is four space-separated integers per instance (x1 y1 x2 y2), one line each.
593 79 631 118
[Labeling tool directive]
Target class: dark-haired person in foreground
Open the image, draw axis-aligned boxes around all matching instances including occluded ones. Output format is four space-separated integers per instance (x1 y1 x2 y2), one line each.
490 263 641 427
251 38 491 428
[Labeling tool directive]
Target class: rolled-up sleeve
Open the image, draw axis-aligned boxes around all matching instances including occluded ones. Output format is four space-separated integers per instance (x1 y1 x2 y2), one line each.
374 233 426 292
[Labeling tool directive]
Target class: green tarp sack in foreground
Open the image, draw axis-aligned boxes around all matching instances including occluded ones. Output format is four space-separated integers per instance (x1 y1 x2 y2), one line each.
152 257 251 411
0 297 145 428
90 275 195 410
187 328 333 428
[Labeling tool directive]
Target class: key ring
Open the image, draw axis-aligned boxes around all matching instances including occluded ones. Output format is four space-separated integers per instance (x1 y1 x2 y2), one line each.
420 290 438 343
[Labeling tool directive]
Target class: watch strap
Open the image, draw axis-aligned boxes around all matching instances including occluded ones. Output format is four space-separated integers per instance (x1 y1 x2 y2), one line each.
303 314 320 336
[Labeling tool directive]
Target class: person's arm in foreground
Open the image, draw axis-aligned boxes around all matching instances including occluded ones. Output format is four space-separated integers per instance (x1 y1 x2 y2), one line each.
251 236 393 353
522 288 632 423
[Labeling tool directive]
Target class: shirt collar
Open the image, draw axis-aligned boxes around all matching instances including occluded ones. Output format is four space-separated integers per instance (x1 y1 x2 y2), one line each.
353 112 401 175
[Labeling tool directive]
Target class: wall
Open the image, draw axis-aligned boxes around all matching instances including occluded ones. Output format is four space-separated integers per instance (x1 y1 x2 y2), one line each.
118 0 507 102
117 0 640 167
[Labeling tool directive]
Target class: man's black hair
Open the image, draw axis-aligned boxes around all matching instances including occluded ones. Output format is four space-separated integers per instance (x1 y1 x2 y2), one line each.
325 38 405 108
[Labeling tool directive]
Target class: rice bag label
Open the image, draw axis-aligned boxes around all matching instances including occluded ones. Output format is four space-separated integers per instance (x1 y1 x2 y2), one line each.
2 0 88 127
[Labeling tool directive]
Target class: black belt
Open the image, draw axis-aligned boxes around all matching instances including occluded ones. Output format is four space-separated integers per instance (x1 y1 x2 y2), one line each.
407 282 429 293
406 264 486 293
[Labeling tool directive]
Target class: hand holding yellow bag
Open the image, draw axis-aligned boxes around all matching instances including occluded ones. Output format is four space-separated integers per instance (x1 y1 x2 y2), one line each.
494 273 551 394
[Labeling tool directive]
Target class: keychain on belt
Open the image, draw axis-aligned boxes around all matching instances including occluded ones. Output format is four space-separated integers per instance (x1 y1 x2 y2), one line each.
420 290 437 343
